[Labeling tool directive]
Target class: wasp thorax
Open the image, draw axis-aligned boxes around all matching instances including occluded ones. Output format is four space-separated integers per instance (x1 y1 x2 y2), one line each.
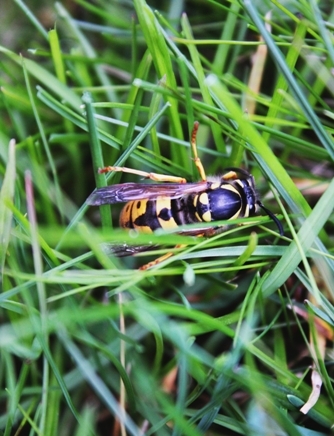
208 186 243 220
193 179 258 223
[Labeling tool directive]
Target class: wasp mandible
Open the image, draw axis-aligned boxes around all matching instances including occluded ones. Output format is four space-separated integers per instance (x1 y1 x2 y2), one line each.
86 122 283 270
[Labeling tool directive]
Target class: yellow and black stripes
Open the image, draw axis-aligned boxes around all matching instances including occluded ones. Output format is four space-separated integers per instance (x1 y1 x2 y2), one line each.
120 197 179 233
118 177 259 234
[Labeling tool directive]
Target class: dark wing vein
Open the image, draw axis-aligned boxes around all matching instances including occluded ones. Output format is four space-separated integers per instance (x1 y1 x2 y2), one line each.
86 182 209 205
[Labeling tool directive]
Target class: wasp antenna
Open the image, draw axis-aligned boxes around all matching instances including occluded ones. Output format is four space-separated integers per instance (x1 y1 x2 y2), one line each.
257 201 284 236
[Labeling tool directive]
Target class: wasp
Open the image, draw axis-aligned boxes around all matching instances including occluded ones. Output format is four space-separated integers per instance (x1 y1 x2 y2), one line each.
86 122 283 270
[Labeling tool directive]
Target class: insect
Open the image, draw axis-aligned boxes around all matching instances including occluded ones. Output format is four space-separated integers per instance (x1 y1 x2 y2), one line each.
86 122 283 270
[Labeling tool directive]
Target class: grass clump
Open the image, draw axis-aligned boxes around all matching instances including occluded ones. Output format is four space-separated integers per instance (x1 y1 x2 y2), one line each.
0 0 334 435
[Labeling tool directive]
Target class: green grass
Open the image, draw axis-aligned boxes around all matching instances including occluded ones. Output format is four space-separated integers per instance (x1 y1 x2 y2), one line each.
1 0 334 435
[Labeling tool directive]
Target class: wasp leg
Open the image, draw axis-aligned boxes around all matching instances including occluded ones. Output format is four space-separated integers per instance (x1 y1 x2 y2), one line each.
98 166 187 183
191 121 207 182
138 227 216 270
221 170 238 180
138 228 215 270
139 244 187 271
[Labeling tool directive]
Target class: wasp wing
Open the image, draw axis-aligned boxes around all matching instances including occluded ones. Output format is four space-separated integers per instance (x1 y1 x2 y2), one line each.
86 182 209 205
101 242 158 257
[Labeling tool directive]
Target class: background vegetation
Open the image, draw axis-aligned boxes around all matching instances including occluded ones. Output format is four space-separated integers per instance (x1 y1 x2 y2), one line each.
1 0 334 435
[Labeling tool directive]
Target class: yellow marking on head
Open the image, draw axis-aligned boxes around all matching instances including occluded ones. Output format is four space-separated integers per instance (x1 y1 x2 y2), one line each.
220 184 238 193
198 193 209 205
201 210 212 222
233 179 244 189
210 182 220 190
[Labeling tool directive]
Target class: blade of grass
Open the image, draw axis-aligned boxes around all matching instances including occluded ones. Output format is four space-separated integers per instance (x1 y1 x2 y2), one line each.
48 28 66 85
25 171 49 435
36 87 121 150
309 0 334 65
242 0 334 160
212 2 242 73
0 139 15 275
262 18 308 142
262 178 334 296
58 329 141 436
116 50 151 150
13 0 49 39
55 2 121 117
133 0 185 163
22 57 65 223
83 92 112 230
181 13 227 156
101 98 172 178
0 46 82 110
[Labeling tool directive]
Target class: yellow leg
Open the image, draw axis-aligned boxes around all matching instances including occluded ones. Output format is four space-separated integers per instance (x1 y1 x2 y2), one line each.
190 121 207 181
99 122 205 183
98 166 187 183
139 244 187 270
222 170 238 180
